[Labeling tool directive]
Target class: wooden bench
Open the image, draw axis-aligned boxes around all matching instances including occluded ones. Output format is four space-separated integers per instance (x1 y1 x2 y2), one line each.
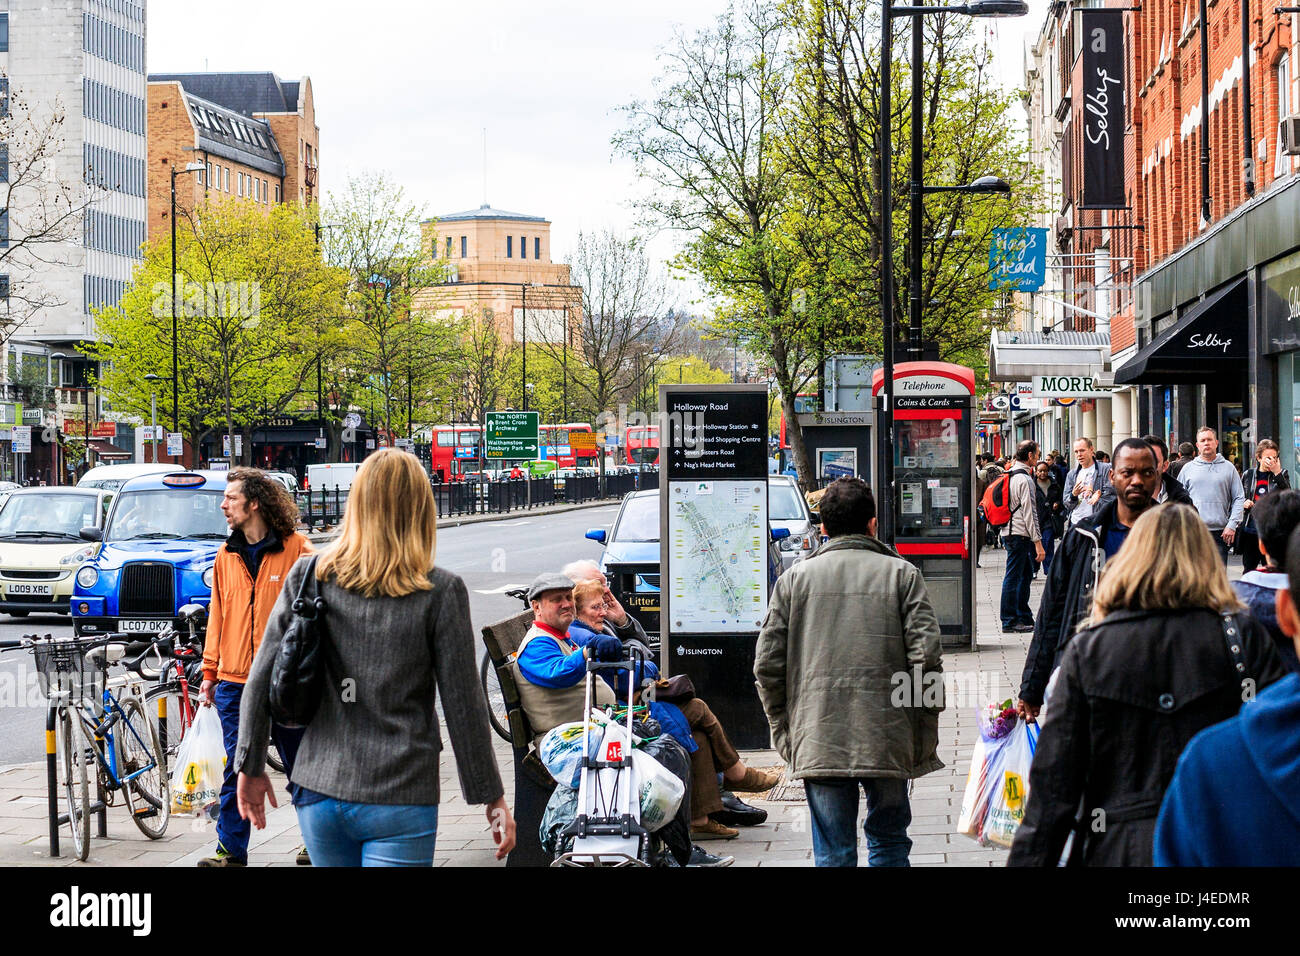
480 609 556 867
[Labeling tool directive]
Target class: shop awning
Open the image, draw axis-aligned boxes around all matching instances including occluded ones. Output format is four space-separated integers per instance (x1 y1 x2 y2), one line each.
88 440 132 461
1113 278 1247 385
987 330 1110 383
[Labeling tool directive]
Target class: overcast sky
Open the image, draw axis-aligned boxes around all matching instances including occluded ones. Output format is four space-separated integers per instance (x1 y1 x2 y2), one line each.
147 0 1049 310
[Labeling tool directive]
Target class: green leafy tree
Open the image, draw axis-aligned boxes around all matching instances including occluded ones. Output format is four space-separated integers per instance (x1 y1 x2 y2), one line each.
324 173 454 444
91 200 346 461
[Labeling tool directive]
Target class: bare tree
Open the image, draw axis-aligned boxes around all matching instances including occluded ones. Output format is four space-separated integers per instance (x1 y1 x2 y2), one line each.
530 230 681 448
0 86 102 355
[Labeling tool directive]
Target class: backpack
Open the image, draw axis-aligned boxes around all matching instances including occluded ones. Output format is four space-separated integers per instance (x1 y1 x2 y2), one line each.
980 472 1018 528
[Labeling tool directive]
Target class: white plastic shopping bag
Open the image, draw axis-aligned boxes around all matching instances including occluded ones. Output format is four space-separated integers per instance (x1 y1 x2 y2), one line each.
170 704 226 815
538 721 601 789
957 700 1040 847
628 749 684 831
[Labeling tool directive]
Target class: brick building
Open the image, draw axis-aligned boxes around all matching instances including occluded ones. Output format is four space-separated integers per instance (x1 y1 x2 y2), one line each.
146 72 319 240
998 1 1300 474
414 204 583 347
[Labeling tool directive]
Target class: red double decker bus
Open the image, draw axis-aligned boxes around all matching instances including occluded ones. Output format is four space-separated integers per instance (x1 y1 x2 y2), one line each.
625 424 659 465
540 422 597 470
429 424 483 480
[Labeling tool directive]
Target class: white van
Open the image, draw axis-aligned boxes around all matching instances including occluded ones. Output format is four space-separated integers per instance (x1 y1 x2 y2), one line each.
306 462 363 491
77 463 175 493
306 457 427 492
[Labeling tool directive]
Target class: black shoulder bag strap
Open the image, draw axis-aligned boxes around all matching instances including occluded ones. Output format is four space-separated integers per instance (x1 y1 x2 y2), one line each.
1220 611 1254 697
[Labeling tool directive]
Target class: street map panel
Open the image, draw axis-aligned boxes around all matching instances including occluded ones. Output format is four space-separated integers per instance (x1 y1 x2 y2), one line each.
667 480 767 632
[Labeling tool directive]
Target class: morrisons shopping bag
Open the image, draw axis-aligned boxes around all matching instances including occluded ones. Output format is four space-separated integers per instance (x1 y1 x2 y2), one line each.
170 705 225 816
957 700 1040 847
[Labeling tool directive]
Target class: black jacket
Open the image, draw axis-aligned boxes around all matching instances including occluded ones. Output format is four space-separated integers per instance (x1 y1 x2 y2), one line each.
1008 607 1287 866
1035 477 1064 537
1019 500 1123 706
1159 473 1194 506
1240 467 1291 534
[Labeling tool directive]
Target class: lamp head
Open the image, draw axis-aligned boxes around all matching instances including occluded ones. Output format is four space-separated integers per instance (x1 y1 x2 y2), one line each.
964 0 1030 17
967 175 1012 194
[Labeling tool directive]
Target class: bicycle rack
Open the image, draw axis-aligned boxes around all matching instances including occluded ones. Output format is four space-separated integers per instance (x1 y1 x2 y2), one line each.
45 703 107 858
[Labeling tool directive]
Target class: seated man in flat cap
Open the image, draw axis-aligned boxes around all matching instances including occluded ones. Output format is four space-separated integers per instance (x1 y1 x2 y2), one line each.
509 572 623 743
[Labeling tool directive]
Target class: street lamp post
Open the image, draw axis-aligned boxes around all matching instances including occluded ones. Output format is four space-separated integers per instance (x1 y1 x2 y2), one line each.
879 0 1027 542
170 161 205 465
313 222 340 461
144 373 165 464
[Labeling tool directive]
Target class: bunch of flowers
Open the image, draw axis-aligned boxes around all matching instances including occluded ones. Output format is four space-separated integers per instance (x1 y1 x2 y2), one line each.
981 699 1019 740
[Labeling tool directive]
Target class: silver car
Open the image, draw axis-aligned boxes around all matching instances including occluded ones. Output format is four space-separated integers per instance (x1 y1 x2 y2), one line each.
769 475 820 571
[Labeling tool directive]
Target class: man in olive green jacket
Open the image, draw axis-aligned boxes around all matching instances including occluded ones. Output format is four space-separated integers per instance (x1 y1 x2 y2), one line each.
755 477 944 867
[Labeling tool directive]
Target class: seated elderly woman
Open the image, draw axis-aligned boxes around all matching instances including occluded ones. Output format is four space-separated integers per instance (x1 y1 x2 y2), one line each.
566 576 777 842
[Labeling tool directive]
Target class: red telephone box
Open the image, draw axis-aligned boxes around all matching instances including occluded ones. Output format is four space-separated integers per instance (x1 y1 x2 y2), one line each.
873 362 978 647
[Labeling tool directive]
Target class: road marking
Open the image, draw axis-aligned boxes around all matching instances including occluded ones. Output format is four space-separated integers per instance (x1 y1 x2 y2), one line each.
472 585 527 595
493 519 534 527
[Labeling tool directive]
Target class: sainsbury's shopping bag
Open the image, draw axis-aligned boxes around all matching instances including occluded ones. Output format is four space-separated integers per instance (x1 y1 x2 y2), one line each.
170 704 225 815
957 700 1040 847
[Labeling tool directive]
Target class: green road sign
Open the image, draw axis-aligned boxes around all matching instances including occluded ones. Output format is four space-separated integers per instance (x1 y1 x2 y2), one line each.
485 411 539 458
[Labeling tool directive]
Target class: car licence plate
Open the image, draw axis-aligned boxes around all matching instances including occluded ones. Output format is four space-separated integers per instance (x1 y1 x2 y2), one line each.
7 583 52 595
116 620 169 634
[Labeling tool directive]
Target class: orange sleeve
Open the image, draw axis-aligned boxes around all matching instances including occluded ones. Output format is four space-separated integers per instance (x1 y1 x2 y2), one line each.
202 552 225 681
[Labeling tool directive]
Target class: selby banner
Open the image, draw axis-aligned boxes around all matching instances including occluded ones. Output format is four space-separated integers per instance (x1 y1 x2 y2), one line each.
988 227 1049 291
1080 9 1126 209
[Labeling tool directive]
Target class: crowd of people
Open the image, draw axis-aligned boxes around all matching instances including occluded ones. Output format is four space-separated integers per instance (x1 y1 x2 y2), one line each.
196 427 1300 868
993 429 1300 865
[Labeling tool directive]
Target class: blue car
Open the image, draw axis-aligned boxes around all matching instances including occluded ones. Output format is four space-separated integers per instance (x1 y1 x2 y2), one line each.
71 471 229 637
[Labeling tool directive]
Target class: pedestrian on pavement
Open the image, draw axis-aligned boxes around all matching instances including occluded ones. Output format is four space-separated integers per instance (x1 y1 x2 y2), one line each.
1238 438 1291 573
1231 489 1300 673
233 449 516 866
1140 434 1193 505
975 457 991 567
1000 441 1045 633
1048 452 1068 490
1017 438 1162 720
755 477 944 867
1062 437 1112 528
1166 442 1196 479
198 468 314 868
1009 502 1286 866
567 578 776 842
1177 426 1245 565
1033 460 1063 578
1154 522 1300 866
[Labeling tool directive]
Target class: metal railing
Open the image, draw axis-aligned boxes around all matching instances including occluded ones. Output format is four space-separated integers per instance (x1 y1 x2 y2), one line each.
293 468 659 531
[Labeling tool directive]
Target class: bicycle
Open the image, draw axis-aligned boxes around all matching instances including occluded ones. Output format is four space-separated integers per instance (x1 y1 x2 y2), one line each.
0 633 169 861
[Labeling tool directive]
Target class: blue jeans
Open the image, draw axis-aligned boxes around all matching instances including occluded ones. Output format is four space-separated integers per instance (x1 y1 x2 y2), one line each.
296 798 439 866
1000 534 1035 628
1040 523 1056 576
805 777 912 867
213 680 305 862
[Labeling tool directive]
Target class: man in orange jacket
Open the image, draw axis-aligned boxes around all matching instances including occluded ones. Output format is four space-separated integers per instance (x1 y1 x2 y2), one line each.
199 468 313 867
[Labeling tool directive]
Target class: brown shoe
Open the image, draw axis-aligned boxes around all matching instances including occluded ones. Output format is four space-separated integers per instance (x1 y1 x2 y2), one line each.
725 767 780 794
690 819 739 841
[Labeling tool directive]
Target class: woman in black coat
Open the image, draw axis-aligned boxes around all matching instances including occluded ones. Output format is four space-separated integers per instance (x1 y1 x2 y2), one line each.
1239 439 1291 572
1008 503 1288 866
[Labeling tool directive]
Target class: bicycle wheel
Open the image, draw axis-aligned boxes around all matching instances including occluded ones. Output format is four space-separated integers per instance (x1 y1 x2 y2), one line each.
266 738 285 774
142 682 199 771
57 708 91 862
117 695 170 839
480 653 512 743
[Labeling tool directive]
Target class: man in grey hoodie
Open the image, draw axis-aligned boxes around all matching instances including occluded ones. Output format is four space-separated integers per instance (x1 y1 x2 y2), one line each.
1177 426 1245 564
